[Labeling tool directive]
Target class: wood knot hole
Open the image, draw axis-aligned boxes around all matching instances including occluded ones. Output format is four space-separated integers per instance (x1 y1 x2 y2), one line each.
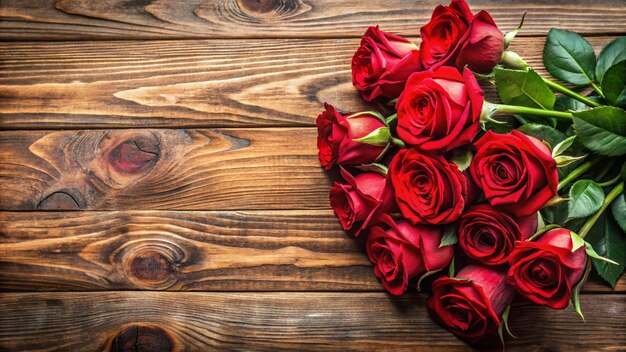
108 137 159 174
110 324 173 352
130 252 173 283
237 0 300 16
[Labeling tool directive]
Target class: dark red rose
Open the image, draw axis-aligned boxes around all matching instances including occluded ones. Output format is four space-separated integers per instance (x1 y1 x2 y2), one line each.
455 11 505 73
390 148 467 225
420 0 472 69
396 67 483 153
427 265 516 344
329 167 396 235
316 103 389 170
459 205 538 266
420 0 504 73
352 26 422 102
507 228 587 309
470 130 558 217
366 214 453 295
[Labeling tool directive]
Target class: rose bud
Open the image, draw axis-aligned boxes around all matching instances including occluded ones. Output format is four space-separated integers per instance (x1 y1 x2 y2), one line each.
352 26 422 102
470 130 558 217
454 11 505 73
366 214 453 295
329 167 396 235
316 103 390 170
507 228 587 309
390 148 467 225
427 265 516 344
396 67 484 153
420 0 472 69
459 205 538 266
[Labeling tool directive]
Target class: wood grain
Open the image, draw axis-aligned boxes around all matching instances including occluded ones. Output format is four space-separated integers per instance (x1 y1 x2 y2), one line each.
0 210 370 291
0 128 330 210
1 210 622 292
0 292 624 351
1 0 624 41
0 36 619 129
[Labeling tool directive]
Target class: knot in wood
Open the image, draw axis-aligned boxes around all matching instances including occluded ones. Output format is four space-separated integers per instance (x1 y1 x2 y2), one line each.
117 240 182 290
107 135 159 175
110 324 174 352
236 0 301 18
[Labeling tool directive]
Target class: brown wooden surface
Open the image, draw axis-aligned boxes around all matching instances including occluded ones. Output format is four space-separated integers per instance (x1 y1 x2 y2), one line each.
0 128 330 210
0 36 617 129
1 210 622 292
1 0 625 351
1 0 625 40
1 292 624 352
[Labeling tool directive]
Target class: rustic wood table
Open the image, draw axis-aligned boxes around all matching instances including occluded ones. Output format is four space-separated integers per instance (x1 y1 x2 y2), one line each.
1 1 625 351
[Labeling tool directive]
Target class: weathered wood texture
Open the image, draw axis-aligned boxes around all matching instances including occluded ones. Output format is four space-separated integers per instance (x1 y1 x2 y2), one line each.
1 0 625 40
2 211 622 292
0 37 619 129
0 292 624 351
0 128 330 210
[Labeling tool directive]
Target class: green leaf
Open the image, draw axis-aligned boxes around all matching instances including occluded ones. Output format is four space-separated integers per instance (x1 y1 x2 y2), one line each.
622 163 626 199
602 60 626 108
450 148 473 172
596 36 626 84
554 95 588 112
543 28 596 85
611 193 626 233
495 67 555 110
585 242 620 265
570 231 586 252
504 12 526 48
440 226 458 248
552 135 576 157
586 214 626 288
572 260 592 320
568 180 605 219
555 154 587 168
572 106 626 157
353 127 390 146
517 123 566 149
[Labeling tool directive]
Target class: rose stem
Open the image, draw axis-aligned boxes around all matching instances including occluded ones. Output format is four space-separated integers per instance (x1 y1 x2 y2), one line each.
557 158 600 191
541 79 602 108
578 182 624 238
489 103 573 119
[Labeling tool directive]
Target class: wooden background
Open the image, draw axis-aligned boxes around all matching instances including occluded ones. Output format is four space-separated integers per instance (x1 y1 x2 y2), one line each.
1 0 625 351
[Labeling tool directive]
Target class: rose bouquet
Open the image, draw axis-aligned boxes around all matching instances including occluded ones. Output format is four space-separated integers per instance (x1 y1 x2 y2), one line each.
316 0 626 346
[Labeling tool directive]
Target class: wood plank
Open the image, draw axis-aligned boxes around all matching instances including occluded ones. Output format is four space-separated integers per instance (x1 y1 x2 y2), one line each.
1 0 624 40
0 128 330 210
0 292 624 351
0 36 618 129
1 210 623 292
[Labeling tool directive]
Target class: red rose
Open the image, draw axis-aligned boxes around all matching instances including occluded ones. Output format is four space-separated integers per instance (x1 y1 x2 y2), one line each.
329 167 396 235
459 205 538 266
455 11 505 73
420 0 504 73
366 214 453 295
390 148 467 225
427 265 516 344
316 103 389 170
352 26 422 102
396 67 483 153
507 228 587 309
470 130 558 217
